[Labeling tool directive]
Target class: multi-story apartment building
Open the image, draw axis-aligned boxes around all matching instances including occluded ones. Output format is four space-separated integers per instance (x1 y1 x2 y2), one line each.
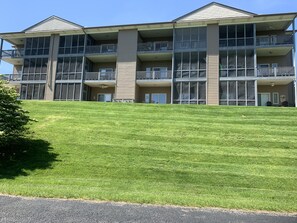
0 2 296 106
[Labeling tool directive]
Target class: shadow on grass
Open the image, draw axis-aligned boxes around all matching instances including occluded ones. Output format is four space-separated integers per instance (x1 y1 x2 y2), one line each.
0 138 58 179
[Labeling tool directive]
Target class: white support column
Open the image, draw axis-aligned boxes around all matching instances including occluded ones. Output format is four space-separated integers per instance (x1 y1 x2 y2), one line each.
255 80 258 106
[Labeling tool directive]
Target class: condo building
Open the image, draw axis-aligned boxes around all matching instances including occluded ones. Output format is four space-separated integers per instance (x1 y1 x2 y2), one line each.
0 2 296 106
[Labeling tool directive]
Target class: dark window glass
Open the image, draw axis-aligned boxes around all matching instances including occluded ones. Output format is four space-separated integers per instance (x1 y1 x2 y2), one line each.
27 84 33 99
33 84 39 99
182 82 189 100
55 84 61 99
246 24 254 37
67 84 74 100
237 25 244 38
182 52 190 70
74 84 81 100
199 82 206 100
219 51 227 69
228 81 236 100
191 52 198 70
21 84 27 99
174 53 182 70
61 84 67 100
199 52 206 69
247 81 255 100
190 82 197 99
220 81 227 100
228 50 236 69
237 50 245 68
39 84 45 100
173 83 181 100
228 26 236 38
238 81 246 99
219 26 227 39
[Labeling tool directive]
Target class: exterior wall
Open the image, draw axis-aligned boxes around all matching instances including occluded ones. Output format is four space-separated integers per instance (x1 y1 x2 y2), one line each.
258 83 294 105
115 29 138 101
257 52 293 67
90 87 115 101
45 34 59 100
206 24 219 105
138 87 171 103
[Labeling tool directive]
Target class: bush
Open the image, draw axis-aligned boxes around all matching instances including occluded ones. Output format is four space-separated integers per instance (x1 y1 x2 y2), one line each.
0 80 31 152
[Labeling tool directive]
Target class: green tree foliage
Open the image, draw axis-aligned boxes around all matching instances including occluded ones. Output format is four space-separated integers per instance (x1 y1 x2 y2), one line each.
0 80 31 150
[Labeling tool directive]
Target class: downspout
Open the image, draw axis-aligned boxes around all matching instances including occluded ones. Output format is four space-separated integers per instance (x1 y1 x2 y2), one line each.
0 38 3 67
293 16 297 107
171 22 176 104
80 28 87 101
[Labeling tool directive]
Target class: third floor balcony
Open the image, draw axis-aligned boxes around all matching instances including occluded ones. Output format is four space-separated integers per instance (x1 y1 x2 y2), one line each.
257 66 295 78
256 34 294 47
85 44 117 55
138 41 173 53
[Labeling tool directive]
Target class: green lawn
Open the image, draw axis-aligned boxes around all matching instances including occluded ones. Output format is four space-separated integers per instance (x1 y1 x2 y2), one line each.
0 101 297 212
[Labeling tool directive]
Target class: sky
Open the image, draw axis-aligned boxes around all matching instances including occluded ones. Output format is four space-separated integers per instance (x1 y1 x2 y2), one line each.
0 0 296 73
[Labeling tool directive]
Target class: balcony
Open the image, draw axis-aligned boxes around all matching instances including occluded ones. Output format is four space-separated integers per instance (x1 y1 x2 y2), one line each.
1 49 24 58
137 71 172 80
84 71 116 81
1 49 24 65
138 41 173 52
0 74 21 85
85 44 117 55
256 35 293 47
257 67 295 78
136 71 172 87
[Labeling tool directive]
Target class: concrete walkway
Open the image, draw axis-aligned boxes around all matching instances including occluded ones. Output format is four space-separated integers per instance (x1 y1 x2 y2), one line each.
0 195 296 223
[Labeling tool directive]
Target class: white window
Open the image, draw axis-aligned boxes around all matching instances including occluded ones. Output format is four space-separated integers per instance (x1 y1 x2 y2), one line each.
272 92 279 105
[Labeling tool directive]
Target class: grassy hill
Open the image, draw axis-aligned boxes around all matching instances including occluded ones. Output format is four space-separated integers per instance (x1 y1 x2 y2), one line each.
0 101 297 212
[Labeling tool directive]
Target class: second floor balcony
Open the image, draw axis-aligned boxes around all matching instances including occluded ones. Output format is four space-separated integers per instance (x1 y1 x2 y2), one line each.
256 34 294 47
257 66 295 78
138 41 173 52
84 71 116 81
0 74 21 85
1 49 24 58
137 71 172 80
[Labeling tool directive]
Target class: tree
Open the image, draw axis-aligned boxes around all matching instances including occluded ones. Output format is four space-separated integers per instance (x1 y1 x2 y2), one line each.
0 80 31 151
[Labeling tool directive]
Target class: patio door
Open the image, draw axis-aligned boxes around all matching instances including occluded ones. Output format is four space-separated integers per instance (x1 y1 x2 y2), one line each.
97 94 112 102
258 93 270 106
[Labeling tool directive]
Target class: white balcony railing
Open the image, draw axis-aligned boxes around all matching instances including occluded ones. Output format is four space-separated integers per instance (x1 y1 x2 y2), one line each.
84 72 116 81
256 35 293 47
85 44 117 54
138 41 173 52
137 71 172 80
257 67 295 77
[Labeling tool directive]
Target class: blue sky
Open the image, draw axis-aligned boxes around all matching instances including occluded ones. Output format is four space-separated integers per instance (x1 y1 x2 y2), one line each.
0 0 296 73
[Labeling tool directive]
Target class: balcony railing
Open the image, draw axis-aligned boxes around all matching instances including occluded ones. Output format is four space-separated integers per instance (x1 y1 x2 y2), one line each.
1 49 24 58
137 71 172 80
85 44 117 55
0 74 22 82
138 41 173 52
257 67 295 77
256 35 293 47
84 72 116 81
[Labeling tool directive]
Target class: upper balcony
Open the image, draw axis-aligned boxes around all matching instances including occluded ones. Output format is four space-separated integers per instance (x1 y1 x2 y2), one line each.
136 70 172 87
257 66 295 78
1 49 24 65
256 34 293 47
85 44 117 63
137 41 173 61
0 74 21 85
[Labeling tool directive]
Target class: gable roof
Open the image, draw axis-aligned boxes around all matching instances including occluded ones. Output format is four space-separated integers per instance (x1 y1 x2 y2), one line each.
24 16 83 33
174 2 256 22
